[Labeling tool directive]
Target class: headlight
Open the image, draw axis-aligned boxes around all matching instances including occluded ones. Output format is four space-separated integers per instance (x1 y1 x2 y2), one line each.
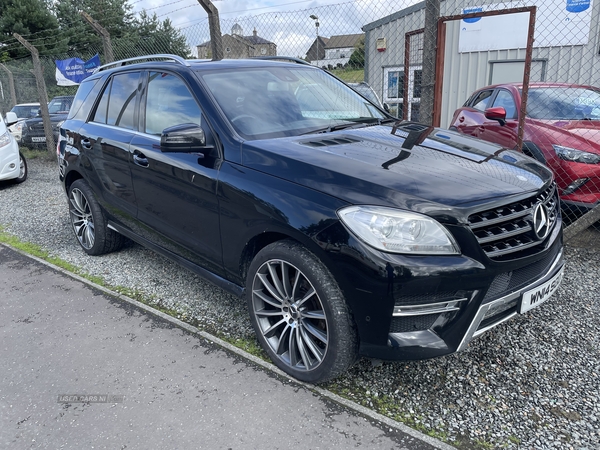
337 206 460 255
53 120 65 130
553 145 600 164
0 131 11 148
9 122 23 132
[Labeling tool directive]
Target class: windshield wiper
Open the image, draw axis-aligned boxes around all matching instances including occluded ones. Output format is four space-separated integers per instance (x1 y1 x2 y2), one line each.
300 117 389 135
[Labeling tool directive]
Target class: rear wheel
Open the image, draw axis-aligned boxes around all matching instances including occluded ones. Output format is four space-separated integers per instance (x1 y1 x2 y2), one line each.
246 240 358 383
68 179 125 255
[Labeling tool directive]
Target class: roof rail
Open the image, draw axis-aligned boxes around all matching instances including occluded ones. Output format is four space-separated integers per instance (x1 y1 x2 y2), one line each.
251 56 311 66
94 54 190 73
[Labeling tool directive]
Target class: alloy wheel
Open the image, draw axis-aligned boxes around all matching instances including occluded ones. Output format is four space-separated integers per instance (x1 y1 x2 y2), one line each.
69 188 95 249
251 259 329 372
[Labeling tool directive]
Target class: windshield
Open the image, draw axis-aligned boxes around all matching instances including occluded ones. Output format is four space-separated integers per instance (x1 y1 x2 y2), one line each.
199 66 386 139
48 98 73 114
10 105 39 119
526 87 600 120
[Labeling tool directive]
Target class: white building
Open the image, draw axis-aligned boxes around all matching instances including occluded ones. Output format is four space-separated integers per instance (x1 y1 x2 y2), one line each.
363 0 600 126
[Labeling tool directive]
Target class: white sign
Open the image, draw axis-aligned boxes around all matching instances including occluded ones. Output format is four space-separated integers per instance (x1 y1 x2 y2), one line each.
459 0 594 52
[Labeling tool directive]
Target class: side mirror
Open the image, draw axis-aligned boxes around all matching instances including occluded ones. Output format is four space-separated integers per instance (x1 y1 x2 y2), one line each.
5 112 18 126
485 106 507 126
383 103 390 113
160 123 211 153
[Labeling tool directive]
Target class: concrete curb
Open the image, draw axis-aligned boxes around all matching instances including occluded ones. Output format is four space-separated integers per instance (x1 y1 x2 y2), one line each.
2 242 456 450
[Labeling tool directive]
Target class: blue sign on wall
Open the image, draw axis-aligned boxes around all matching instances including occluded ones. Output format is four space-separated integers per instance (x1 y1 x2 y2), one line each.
55 54 101 86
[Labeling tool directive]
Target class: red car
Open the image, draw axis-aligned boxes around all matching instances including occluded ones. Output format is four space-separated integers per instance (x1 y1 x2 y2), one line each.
450 82 600 212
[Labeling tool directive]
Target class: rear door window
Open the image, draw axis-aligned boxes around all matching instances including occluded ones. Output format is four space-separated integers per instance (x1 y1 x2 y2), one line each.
91 72 140 129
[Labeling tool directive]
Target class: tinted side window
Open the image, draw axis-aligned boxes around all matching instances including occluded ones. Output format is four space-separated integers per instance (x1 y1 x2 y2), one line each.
145 72 201 135
107 73 139 129
491 89 517 119
471 90 494 111
92 79 111 124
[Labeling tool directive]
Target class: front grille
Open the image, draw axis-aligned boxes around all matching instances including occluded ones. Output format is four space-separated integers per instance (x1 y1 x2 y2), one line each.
482 242 560 302
467 183 558 260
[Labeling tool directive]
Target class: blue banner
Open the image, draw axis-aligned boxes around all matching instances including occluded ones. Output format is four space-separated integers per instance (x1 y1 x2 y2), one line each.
55 54 101 86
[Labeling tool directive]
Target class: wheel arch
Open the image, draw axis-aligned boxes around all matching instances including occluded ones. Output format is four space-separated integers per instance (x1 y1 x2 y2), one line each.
238 230 327 286
63 168 84 193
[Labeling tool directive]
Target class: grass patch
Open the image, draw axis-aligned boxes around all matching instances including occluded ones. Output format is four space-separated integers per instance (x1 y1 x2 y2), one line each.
329 68 364 82
20 146 55 161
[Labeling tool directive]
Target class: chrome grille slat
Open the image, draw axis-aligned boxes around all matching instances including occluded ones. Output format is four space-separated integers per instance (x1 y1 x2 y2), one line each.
468 183 558 260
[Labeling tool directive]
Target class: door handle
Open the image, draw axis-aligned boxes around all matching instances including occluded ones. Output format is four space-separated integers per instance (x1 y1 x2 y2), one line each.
81 139 92 149
133 152 149 167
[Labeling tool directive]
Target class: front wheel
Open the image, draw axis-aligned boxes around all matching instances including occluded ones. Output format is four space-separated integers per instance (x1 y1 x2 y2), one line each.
68 179 126 255
246 240 358 383
12 152 27 184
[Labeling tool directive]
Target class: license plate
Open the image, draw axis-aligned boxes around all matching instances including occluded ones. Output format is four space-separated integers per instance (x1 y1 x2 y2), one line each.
520 267 563 314
31 137 46 143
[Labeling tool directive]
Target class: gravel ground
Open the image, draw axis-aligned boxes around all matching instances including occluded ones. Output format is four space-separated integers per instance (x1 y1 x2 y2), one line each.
1 157 599 449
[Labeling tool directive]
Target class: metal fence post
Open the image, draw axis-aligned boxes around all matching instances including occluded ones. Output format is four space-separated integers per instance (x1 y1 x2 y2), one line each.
80 11 114 63
196 0 224 60
13 33 55 156
420 0 440 126
0 64 18 107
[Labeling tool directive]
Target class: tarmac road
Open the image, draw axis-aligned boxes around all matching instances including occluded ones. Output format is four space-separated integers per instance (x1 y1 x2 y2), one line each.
0 244 448 450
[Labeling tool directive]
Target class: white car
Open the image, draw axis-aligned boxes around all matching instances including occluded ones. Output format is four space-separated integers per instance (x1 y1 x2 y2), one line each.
0 112 27 184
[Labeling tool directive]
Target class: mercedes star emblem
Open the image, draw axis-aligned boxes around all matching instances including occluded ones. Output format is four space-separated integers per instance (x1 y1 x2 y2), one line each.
532 202 550 240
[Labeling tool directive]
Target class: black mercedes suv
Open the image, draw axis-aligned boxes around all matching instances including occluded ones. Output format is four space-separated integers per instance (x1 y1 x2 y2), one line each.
57 55 564 382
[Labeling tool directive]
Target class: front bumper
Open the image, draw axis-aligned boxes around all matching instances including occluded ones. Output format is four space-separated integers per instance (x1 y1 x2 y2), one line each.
0 142 20 181
317 209 564 361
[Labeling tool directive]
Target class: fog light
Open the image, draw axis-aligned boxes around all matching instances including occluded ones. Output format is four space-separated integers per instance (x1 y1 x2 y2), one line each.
562 178 590 195
483 298 518 320
9 163 16 169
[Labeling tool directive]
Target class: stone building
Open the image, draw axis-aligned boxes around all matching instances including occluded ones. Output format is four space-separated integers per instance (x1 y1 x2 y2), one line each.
197 24 277 59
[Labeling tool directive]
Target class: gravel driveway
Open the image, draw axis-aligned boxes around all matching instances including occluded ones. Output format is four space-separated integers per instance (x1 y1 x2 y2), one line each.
1 157 598 449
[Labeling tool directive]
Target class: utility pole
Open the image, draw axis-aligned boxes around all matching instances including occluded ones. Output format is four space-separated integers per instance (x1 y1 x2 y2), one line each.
80 11 114 63
196 0 223 60
420 0 440 126
13 33 55 156
0 64 17 107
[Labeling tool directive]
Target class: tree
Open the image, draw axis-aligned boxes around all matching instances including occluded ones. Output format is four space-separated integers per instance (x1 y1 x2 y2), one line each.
122 10 190 59
348 36 365 70
0 0 64 58
54 0 136 57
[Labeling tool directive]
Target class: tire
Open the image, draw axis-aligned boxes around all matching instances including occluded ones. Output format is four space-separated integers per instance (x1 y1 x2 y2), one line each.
12 152 27 184
67 179 125 255
246 240 358 383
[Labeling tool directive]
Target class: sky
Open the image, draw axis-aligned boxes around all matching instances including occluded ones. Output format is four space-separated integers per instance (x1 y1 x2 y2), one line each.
129 0 411 57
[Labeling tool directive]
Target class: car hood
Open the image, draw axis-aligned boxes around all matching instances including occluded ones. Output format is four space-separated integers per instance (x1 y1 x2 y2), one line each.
241 125 553 216
25 113 69 125
526 118 600 153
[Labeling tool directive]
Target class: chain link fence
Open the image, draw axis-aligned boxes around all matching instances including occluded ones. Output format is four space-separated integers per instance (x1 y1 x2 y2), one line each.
1 0 598 246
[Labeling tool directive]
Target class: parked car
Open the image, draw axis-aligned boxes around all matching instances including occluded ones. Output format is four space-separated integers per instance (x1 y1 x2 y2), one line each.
8 102 41 121
0 112 27 183
348 82 388 111
4 103 41 143
21 95 74 148
58 55 563 383
450 82 600 212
